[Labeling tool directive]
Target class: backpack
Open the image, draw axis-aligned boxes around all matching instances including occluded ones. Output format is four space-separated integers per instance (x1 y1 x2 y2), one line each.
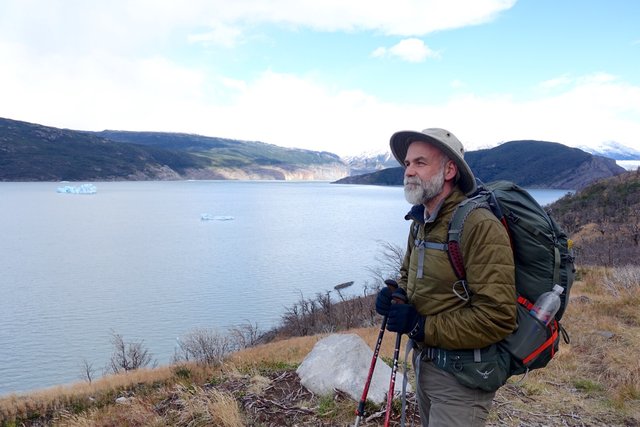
446 180 575 378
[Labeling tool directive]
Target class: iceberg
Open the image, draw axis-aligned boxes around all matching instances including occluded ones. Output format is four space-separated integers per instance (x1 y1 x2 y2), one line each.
201 213 234 221
56 184 97 194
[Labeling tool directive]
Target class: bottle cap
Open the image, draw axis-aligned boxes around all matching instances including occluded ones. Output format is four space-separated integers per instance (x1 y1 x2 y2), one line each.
552 284 564 294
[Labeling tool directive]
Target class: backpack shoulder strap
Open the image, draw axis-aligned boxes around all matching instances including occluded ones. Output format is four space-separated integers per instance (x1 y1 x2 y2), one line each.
447 195 491 280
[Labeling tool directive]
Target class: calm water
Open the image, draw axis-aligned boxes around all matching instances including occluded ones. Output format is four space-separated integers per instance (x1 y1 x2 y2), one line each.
0 181 570 396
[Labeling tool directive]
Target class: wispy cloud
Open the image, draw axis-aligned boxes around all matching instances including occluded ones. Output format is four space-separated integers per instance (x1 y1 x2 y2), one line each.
538 74 573 90
188 24 244 49
0 0 518 52
185 0 517 38
372 38 440 62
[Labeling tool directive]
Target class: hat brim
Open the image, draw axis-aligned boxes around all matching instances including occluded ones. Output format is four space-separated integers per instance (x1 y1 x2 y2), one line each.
390 130 477 195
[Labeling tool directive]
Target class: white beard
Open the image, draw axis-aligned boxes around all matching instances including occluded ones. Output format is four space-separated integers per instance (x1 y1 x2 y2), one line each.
404 170 445 206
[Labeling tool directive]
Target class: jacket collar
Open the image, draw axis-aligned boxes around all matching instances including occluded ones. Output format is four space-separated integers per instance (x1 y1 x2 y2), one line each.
404 187 467 224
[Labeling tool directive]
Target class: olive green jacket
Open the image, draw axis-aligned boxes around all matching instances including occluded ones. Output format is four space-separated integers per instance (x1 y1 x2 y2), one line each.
399 188 516 350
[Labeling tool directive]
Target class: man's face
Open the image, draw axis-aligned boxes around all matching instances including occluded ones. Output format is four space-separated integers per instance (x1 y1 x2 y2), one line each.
403 141 446 206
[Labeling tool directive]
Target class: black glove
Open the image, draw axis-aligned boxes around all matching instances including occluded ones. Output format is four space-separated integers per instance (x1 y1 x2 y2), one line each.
387 302 426 342
375 287 392 316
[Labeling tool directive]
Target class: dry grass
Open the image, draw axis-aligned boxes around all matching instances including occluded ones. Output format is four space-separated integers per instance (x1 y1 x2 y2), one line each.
557 267 640 404
55 385 243 427
2 267 640 426
0 366 174 424
487 266 640 426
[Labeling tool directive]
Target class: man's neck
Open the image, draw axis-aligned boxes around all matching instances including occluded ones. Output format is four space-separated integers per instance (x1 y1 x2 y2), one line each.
424 187 453 216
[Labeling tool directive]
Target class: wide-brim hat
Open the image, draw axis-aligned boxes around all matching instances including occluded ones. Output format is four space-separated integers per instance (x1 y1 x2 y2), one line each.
390 128 477 195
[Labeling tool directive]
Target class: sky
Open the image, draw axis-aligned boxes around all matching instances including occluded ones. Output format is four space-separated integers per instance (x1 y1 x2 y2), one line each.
0 0 639 157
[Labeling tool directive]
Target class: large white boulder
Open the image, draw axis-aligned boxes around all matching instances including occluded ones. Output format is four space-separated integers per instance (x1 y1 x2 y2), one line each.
296 333 410 404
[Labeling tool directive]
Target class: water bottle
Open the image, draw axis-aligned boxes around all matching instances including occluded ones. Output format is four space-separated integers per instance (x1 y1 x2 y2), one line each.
530 284 564 326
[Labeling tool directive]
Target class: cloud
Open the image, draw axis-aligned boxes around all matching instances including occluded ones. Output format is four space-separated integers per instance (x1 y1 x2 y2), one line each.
538 74 573 90
1 33 639 157
444 74 640 151
372 38 440 62
188 24 244 49
0 0 517 53
215 71 640 155
176 0 517 38
1 0 638 157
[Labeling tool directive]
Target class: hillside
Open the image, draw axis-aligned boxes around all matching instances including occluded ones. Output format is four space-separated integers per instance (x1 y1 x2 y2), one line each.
93 130 343 169
548 169 640 266
334 140 625 189
0 118 210 181
0 118 348 181
465 140 624 189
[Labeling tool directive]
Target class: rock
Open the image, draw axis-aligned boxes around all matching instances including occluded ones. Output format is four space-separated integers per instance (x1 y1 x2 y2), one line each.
296 333 410 404
115 396 130 405
596 330 615 339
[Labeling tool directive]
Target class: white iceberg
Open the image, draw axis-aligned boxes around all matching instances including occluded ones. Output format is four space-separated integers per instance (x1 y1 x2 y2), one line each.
201 214 234 221
56 184 97 194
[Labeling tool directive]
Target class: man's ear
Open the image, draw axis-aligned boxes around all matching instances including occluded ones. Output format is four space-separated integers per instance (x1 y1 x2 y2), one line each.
444 160 458 181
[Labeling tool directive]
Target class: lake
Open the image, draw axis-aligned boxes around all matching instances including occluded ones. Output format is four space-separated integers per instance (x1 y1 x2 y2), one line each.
0 181 571 396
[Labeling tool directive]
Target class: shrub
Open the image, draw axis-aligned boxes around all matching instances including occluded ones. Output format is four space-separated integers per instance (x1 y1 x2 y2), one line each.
108 332 155 374
174 329 232 366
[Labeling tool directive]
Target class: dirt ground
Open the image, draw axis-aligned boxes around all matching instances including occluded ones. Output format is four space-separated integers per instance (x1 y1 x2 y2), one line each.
206 369 639 427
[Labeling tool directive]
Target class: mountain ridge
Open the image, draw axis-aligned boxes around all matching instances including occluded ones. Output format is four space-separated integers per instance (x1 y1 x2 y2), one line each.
0 117 628 187
335 140 625 190
0 117 348 181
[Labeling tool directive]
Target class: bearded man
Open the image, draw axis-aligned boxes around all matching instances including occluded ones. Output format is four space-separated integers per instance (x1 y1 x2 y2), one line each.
375 128 517 427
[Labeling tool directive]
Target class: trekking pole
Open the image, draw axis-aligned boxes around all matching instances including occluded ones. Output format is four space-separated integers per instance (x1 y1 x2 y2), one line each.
384 290 407 427
354 279 398 427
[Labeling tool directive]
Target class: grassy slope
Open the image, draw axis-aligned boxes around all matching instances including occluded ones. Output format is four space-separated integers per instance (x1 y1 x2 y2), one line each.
1 268 639 426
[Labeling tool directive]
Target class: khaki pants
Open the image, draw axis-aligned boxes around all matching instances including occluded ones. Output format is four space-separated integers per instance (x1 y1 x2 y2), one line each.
413 352 496 427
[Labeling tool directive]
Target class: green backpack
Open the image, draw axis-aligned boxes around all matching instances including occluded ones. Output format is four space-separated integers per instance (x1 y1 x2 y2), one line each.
446 180 575 379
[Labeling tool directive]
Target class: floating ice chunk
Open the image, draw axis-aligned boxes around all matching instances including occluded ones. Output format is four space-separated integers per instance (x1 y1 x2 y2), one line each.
56 184 97 194
201 214 234 221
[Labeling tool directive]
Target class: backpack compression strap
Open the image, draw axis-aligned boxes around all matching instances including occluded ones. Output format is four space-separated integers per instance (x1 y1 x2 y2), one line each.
447 196 492 281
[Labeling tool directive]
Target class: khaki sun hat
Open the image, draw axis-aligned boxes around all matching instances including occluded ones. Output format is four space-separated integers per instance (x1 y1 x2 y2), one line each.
390 127 477 195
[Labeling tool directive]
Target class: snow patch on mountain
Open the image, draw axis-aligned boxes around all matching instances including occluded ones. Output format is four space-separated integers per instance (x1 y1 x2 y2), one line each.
343 150 397 176
343 149 393 163
578 141 640 160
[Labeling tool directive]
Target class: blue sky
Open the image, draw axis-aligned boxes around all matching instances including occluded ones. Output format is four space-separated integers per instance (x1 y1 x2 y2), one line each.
0 0 638 156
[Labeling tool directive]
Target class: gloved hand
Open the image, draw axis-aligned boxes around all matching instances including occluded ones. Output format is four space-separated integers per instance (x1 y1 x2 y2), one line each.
375 287 392 316
387 302 426 342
